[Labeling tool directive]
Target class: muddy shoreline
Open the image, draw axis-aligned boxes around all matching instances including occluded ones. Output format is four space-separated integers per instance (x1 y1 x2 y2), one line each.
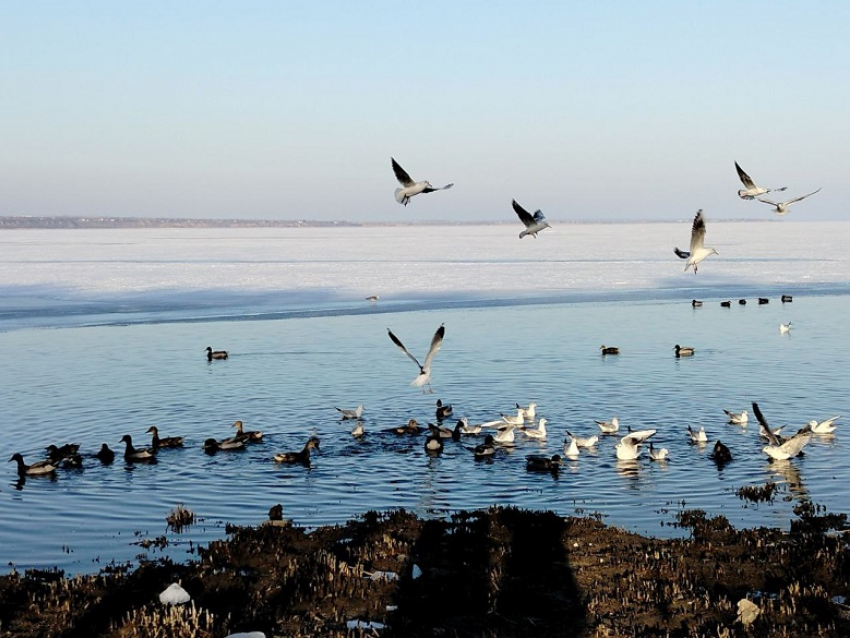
1 506 848 637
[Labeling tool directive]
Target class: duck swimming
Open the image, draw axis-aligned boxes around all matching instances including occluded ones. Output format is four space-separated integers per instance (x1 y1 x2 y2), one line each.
146 426 184 450
205 346 228 361
599 345 620 355
526 454 562 473
674 345 695 357
273 436 320 465
119 435 156 461
435 399 453 421
424 434 444 454
231 420 263 442
95 443 115 464
9 453 57 477
392 419 420 435
203 437 245 454
473 435 496 459
710 440 733 464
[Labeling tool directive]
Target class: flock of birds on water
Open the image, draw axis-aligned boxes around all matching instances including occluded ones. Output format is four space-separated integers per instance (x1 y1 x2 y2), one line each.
7 158 833 486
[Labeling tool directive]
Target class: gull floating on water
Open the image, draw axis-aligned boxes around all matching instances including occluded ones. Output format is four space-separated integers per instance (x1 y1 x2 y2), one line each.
677 210 717 274
615 437 642 461
779 322 792 334
756 188 821 216
687 425 708 444
500 408 525 426
523 417 547 440
493 424 516 446
808 415 840 435
735 161 787 200
388 324 444 393
516 402 537 421
753 401 812 461
457 417 482 436
648 443 669 461
351 421 364 438
595 416 619 434
624 427 657 445
563 435 580 459
336 404 364 420
391 158 453 206
724 409 749 425
512 199 551 239
566 430 599 448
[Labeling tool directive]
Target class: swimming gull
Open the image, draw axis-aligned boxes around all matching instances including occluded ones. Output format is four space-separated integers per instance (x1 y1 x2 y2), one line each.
753 401 812 461
391 157 453 206
595 416 620 434
336 404 364 420
687 425 708 444
735 161 787 200
648 443 669 461
756 188 821 215
808 415 840 435
387 324 445 393
724 409 749 425
512 199 551 239
566 430 598 448
779 322 791 334
523 417 547 440
563 435 580 459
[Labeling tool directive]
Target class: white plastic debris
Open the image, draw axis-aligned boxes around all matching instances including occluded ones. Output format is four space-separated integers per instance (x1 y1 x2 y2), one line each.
346 620 386 630
736 598 760 626
159 582 191 605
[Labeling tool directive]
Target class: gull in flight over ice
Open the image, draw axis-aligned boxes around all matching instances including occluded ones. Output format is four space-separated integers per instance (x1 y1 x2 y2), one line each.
388 324 445 393
391 158 453 206
675 210 717 273
735 161 787 200
756 188 821 216
512 199 551 239
753 401 812 461
807 415 840 435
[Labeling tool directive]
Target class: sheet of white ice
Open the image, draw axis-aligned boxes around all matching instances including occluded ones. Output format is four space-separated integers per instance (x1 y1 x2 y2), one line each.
1 222 848 328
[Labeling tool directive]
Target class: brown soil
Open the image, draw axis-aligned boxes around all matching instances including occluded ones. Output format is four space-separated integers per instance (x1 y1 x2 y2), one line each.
1 506 848 637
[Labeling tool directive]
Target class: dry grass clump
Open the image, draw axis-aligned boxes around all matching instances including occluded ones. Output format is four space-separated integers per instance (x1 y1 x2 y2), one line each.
166 504 195 532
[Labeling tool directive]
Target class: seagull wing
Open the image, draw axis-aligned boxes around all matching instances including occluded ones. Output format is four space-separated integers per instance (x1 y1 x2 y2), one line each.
752 401 781 446
421 324 445 373
391 158 414 187
779 430 812 457
735 161 756 189
512 199 535 228
388 328 422 369
756 197 779 207
689 210 706 253
422 183 454 193
674 247 690 259
783 188 822 206
532 210 546 223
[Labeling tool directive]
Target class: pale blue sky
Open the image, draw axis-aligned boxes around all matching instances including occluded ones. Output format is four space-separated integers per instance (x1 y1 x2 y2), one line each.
2 1 847 221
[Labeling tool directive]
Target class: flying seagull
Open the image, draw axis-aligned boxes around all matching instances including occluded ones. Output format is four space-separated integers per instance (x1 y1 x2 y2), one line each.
512 199 551 239
756 188 821 216
391 158 453 206
753 401 812 461
678 210 717 274
735 161 787 200
387 324 445 393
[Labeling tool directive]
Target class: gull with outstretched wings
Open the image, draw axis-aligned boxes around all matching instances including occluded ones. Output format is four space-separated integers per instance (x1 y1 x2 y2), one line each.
387 324 445 393
391 158 453 206
512 199 551 239
735 161 787 200
757 188 821 215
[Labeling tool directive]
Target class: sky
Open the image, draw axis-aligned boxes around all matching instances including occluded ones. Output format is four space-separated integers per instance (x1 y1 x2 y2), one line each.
1 1 848 222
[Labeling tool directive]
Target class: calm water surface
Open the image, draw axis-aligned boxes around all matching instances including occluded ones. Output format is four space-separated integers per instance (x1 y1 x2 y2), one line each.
2 293 848 574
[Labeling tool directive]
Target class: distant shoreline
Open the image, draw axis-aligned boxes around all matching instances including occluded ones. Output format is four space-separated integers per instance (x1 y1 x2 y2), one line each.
0 216 777 229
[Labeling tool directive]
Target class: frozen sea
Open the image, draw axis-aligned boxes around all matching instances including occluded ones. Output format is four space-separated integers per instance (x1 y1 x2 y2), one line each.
1 221 849 575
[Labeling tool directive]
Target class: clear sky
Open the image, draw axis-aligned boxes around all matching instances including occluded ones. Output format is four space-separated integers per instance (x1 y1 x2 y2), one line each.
1 1 847 221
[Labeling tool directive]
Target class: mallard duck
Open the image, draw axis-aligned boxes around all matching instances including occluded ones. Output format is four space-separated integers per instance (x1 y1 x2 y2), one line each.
274 436 320 465
473 435 496 459
146 426 184 450
710 440 733 464
435 399 453 421
9 453 57 476
424 434 444 454
95 443 115 464
428 422 455 440
119 435 156 461
392 418 420 435
674 344 695 357
526 454 562 473
203 437 244 454
45 443 80 464
599 345 620 355
205 346 228 361
231 420 263 442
